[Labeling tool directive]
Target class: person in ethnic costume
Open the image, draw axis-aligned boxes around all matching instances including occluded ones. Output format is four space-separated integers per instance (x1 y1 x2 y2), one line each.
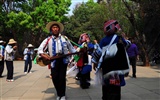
92 20 131 100
76 33 94 89
38 21 76 100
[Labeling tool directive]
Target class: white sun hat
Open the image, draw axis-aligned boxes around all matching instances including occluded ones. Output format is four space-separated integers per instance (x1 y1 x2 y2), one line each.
27 44 34 48
8 39 17 44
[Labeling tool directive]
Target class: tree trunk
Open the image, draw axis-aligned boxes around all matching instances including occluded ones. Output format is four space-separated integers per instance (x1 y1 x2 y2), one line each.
143 50 150 66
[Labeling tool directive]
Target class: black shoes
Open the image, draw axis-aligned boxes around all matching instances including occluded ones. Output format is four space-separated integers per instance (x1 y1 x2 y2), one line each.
132 75 136 78
124 73 129 77
80 82 90 89
80 85 89 89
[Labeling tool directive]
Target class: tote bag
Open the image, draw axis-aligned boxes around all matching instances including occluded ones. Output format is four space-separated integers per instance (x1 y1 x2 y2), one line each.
101 42 130 73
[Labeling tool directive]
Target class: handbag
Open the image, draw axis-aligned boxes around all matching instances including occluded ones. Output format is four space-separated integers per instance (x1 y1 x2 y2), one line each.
95 34 118 71
102 34 118 59
96 35 130 73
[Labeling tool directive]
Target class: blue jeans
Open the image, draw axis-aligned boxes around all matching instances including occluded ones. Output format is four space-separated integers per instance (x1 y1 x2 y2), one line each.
24 59 32 72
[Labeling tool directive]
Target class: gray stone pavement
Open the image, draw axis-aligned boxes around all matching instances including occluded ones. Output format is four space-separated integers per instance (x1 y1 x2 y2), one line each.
0 61 160 100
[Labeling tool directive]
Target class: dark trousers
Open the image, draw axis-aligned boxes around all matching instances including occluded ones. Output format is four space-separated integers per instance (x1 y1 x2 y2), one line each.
102 85 121 100
0 60 4 76
24 59 32 72
101 62 121 100
6 61 14 79
79 72 91 89
51 58 67 97
129 56 136 77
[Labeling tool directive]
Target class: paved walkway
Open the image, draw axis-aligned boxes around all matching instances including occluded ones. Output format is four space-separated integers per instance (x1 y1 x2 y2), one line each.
0 61 160 100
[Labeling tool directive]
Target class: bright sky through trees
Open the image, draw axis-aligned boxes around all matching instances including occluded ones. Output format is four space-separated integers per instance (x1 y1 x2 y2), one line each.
69 0 96 15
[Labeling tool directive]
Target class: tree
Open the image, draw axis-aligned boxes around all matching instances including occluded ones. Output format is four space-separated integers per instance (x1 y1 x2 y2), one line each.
121 0 160 66
65 0 101 43
1 0 71 58
97 0 160 66
137 0 160 63
66 0 160 66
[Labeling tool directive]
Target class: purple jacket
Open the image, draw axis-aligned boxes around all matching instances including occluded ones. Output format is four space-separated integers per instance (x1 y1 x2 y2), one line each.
127 43 139 57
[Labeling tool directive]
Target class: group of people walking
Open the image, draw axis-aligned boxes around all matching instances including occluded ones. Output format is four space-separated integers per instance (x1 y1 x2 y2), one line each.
37 20 138 100
0 19 140 100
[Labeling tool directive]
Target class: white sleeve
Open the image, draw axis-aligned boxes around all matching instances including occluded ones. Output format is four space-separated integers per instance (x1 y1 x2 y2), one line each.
23 48 27 55
38 38 48 55
5 45 14 54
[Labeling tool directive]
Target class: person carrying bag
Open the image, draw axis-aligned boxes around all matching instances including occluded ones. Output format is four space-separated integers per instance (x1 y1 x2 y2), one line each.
92 20 131 100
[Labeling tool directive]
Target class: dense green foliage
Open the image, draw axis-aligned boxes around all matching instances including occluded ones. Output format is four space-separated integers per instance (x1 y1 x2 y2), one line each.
65 0 133 43
0 0 71 57
65 0 160 65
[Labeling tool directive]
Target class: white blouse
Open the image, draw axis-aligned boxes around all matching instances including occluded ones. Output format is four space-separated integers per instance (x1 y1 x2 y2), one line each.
4 45 16 61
